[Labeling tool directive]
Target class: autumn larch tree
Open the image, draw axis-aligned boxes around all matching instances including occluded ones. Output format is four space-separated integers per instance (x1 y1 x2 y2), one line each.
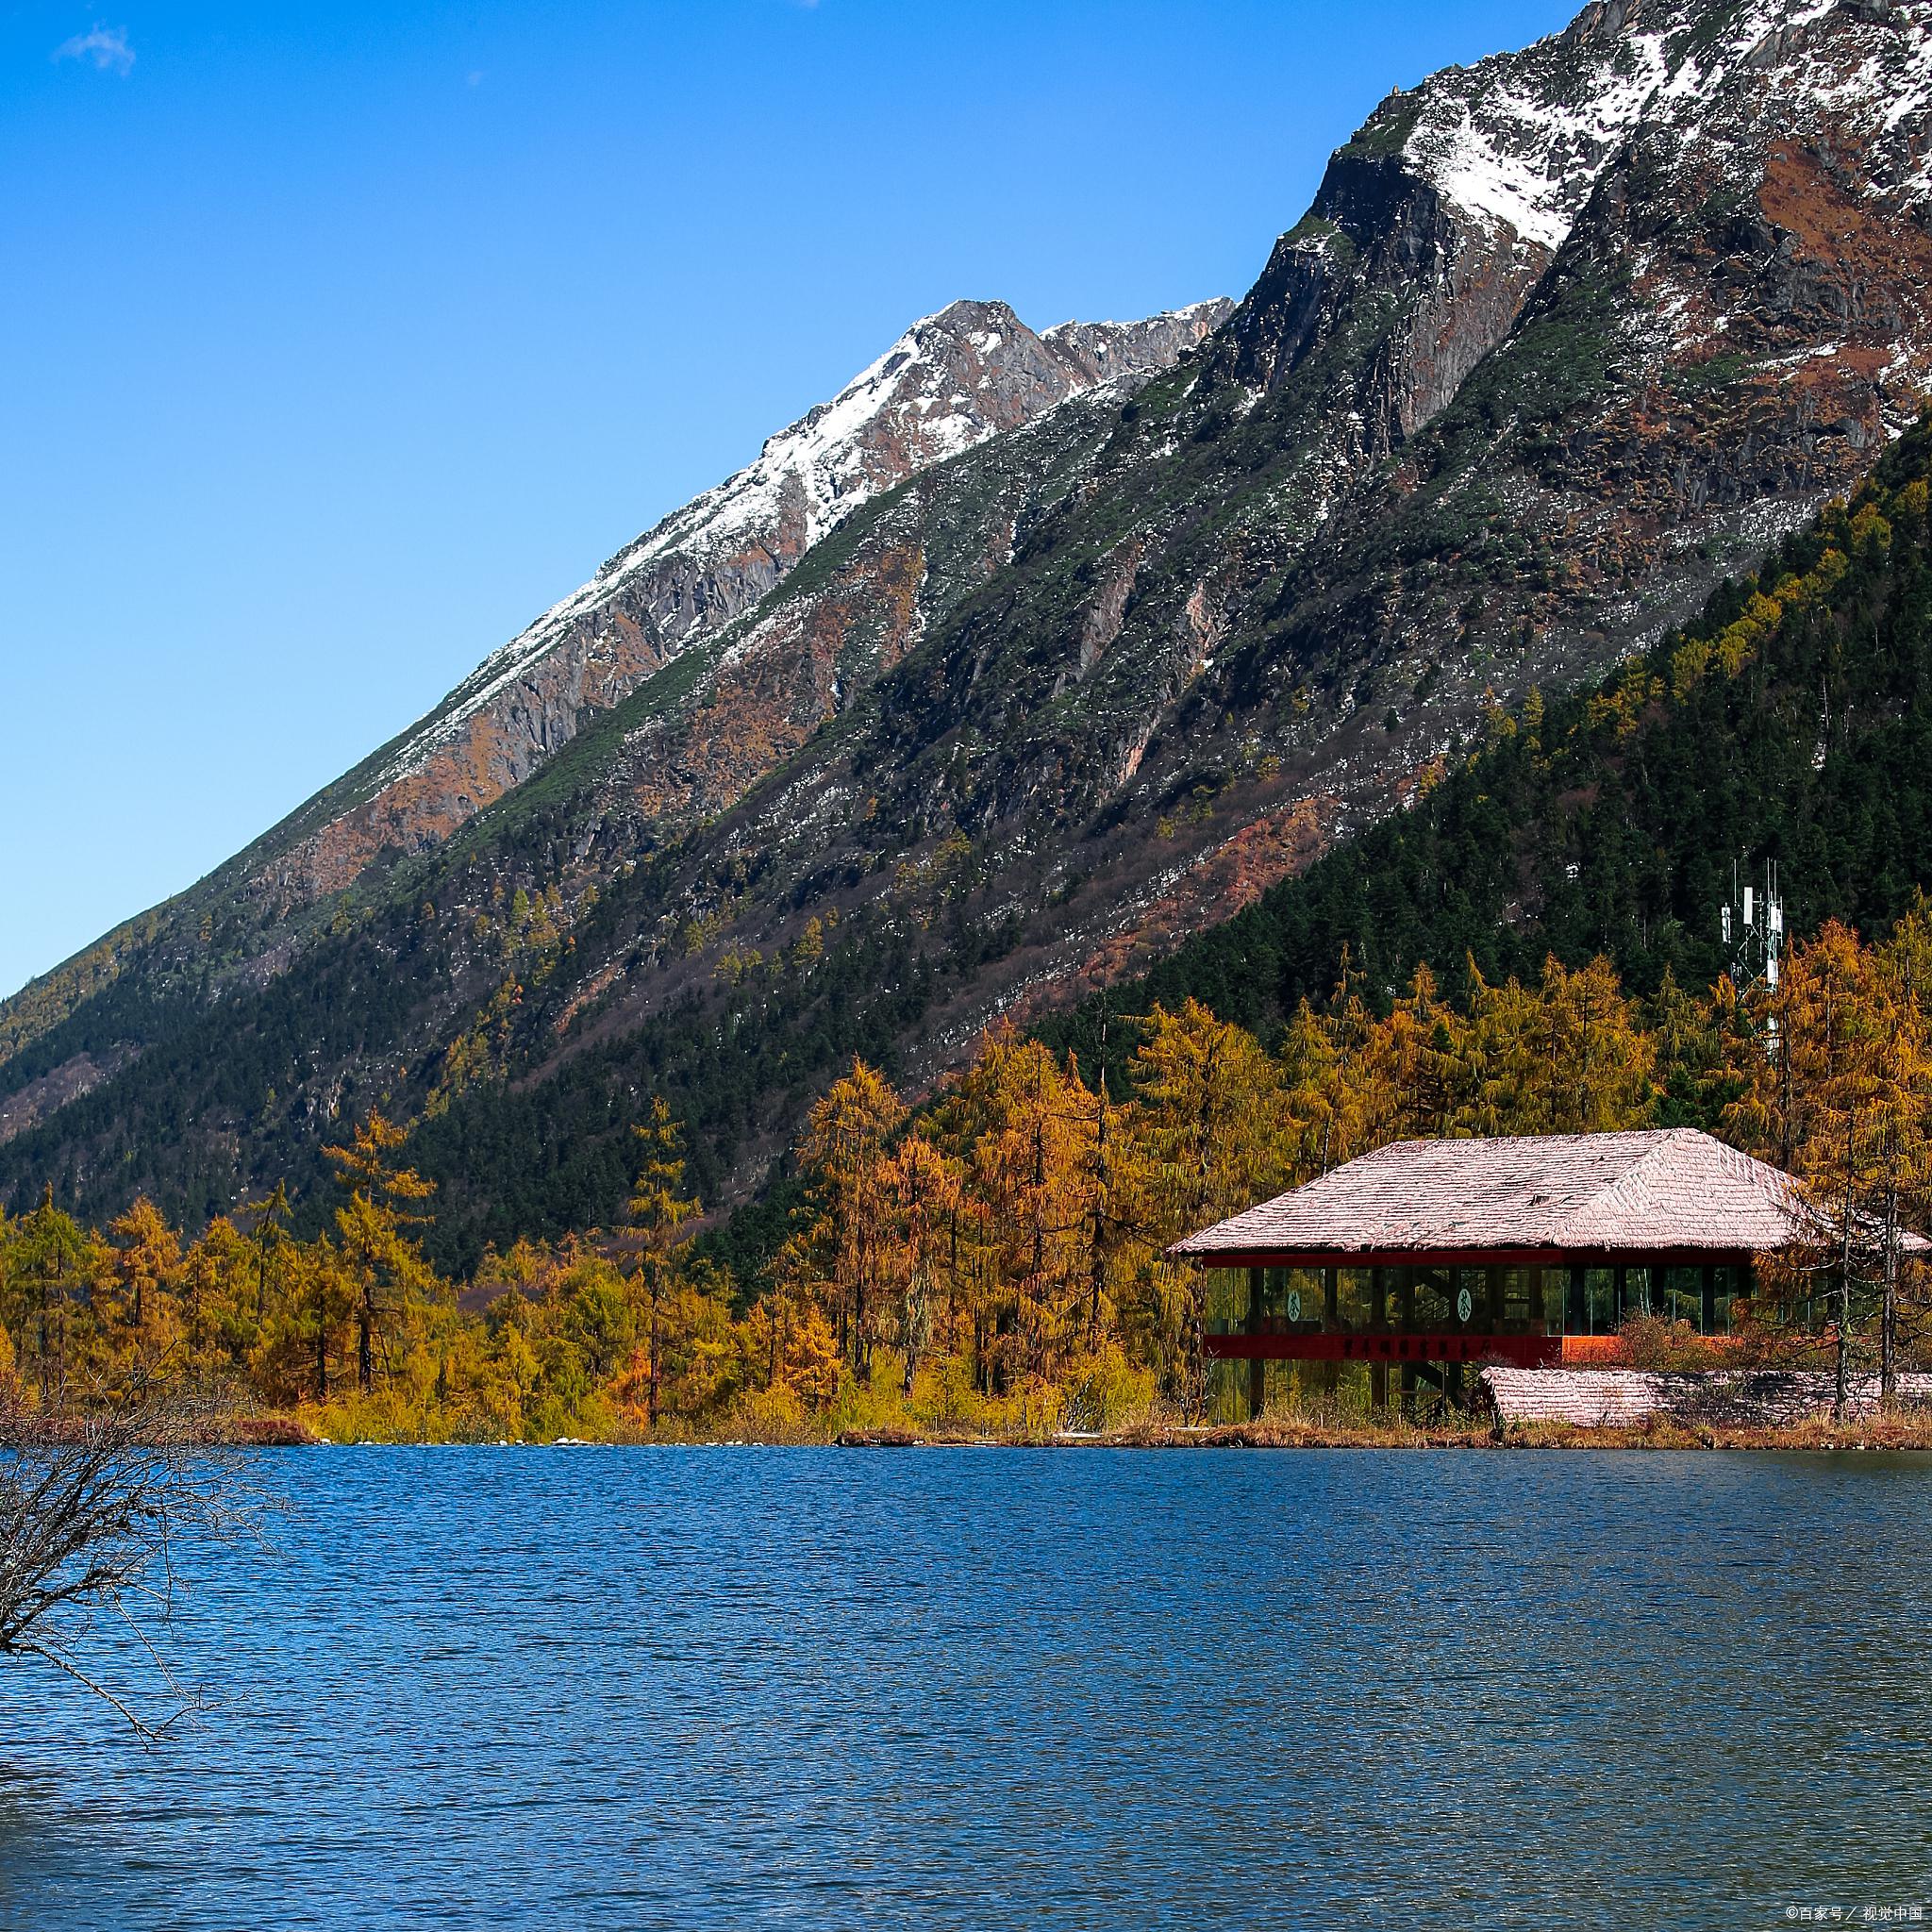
608 1098 702 1431
324 1111 438 1395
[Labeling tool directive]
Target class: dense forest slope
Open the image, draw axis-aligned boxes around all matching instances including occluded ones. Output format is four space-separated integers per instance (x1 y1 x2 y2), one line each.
5 0 1932 1271
1044 418 1932 1074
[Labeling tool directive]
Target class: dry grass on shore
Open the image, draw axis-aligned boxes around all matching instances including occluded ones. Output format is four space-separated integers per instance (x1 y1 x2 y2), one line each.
208 1400 1932 1452
834 1407 1932 1453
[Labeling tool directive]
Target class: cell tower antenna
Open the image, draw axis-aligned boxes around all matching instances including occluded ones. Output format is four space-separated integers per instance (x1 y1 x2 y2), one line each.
1720 856 1786 1051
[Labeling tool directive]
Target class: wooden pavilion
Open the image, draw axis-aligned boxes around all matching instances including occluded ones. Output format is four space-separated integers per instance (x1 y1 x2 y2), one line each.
1166 1127 1897 1413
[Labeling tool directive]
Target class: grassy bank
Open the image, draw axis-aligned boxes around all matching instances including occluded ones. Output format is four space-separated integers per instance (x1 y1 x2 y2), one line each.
832 1409 1932 1452
224 1401 1932 1450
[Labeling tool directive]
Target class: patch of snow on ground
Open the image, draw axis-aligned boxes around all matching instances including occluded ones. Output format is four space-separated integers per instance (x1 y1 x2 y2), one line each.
1407 30 1667 253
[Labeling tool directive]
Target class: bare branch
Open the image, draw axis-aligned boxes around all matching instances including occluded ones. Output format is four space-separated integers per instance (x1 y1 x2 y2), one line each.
0 1368 269 1739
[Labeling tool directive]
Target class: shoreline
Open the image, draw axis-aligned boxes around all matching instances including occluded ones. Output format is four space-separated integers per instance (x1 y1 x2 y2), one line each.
210 1416 1932 1452
834 1418 1932 1452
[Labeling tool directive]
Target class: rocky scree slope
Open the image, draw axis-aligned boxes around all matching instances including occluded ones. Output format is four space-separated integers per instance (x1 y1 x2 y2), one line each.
5 0 1932 1263
1036 419 1932 1088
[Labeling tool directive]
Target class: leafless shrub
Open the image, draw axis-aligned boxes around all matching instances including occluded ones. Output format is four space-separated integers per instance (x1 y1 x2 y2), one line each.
0 1374 268 1739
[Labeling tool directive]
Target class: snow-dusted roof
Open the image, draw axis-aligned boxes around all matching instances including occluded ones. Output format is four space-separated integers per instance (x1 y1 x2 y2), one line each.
1170 1129 1924 1262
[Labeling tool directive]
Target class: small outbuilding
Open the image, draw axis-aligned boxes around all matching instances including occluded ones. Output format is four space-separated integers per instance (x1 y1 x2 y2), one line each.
1166 1127 1897 1414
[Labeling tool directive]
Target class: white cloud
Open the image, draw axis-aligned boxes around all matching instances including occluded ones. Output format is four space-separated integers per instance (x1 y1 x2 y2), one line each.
54 25 135 75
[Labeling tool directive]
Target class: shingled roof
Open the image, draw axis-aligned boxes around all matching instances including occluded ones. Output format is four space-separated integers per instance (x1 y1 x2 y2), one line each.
1169 1128 1921 1263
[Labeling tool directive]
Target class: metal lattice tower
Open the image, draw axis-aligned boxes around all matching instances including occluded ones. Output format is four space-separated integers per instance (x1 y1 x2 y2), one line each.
1720 858 1785 1051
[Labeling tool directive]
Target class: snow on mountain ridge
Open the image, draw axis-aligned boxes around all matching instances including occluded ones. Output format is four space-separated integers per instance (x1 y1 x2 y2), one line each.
299 296 1229 881
241 0 1932 913
1411 31 1669 252
1400 0 1932 261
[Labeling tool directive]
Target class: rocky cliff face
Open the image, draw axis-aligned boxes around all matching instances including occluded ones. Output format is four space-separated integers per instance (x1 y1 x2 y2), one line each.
809 0 1932 991
244 298 1230 912
1219 0 1668 436
5 0 1930 1260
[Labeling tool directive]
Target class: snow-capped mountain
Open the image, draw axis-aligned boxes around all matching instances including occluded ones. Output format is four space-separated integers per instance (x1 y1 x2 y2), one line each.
1225 0 1932 455
253 298 1228 908
8 0 1932 1255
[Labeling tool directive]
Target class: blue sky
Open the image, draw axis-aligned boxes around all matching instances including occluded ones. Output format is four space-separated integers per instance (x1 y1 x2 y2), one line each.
0 0 1574 998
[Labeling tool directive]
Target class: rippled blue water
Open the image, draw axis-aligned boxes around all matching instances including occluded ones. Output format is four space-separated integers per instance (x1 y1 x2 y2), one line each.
1 1448 1928 1929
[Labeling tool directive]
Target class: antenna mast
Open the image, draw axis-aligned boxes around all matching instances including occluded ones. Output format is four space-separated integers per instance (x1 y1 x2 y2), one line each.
1720 857 1786 1051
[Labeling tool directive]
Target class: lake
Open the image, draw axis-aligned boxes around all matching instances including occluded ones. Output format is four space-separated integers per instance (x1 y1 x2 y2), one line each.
1 1448 1927 1929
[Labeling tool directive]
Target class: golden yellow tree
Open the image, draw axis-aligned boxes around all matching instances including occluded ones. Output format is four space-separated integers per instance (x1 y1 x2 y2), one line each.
1875 902 1932 1393
1726 920 1919 1415
1344 963 1460 1153
1129 999 1290 1242
608 1099 704 1431
1277 998 1344 1185
736 1290 841 1413
108 1196 178 1340
796 1058 906 1374
1126 999 1291 1415
949 1031 1091 1404
324 1111 438 1395
241 1178 292 1328
12 1191 103 1402
878 1130 959 1397
1449 956 1656 1135
177 1216 265 1386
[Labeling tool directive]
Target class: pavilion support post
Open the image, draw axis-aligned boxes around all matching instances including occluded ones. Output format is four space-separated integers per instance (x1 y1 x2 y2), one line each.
1613 1264 1628 1328
1486 1264 1506 1329
1246 1265 1266 1421
1701 1264 1717 1336
1320 1266 1340 1397
1396 1266 1417 1417
1567 1262 1587 1336
1370 1265 1389 1412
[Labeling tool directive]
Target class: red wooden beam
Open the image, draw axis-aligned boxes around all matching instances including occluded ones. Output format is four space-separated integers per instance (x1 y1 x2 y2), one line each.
1204 1330 1560 1367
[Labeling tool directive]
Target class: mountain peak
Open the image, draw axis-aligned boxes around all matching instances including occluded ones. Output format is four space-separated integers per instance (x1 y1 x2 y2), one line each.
19 0 1931 1261
232 292 1233 911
